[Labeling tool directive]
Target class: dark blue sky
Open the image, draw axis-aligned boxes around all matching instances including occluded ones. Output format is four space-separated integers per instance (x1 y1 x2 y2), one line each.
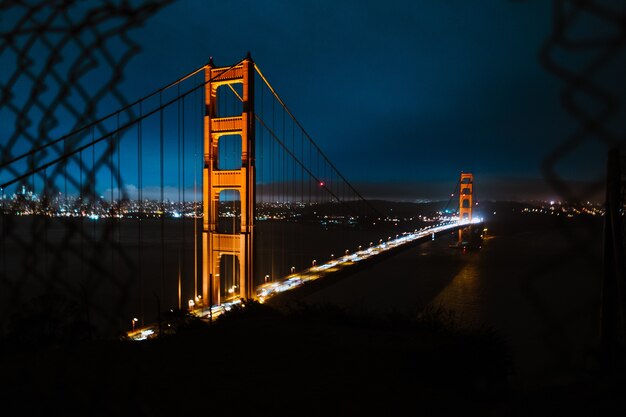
5 0 622 202
122 0 625 201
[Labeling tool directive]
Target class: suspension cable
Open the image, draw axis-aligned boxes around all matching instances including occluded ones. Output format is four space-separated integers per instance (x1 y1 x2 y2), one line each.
0 63 210 170
254 63 383 218
1 59 246 190
442 176 461 215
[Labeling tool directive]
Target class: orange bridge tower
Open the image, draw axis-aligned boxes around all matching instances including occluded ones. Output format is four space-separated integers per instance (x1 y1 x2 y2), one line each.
458 172 473 243
459 172 473 222
202 56 255 306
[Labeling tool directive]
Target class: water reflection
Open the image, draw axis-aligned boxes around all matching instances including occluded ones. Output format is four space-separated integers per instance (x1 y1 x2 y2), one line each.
431 253 482 327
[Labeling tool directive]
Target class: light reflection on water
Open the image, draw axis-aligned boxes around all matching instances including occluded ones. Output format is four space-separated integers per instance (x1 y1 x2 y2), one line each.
431 255 482 328
299 223 603 384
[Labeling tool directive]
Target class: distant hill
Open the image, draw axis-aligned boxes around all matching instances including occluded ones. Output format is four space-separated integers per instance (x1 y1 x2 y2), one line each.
313 199 451 218
363 199 535 219
294 198 542 222
368 199 449 217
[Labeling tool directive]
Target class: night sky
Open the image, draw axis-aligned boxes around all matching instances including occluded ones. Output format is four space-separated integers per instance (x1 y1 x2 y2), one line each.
6 0 625 202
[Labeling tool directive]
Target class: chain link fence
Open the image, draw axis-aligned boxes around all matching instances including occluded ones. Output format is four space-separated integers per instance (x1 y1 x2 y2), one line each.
517 0 626 376
0 0 173 342
1 1 624 371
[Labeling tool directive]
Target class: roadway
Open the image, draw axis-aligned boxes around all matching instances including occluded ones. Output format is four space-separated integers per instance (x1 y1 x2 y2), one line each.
126 218 482 340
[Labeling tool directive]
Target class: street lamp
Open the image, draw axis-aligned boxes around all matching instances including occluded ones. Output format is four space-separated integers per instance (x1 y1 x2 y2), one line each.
290 266 296 274
195 294 203 307
264 274 270 283
345 249 349 256
132 317 138 332
312 259 317 267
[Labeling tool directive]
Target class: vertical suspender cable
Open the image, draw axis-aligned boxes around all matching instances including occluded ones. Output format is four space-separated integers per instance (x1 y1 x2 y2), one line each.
43 168 48 276
177 84 182 310
182 90 187 304
116 113 122 294
109 128 114 291
300 128 304 268
193 77 199 300
160 91 165 310
281 104 286 275
138 101 143 326
92 126 96 254
271 92 275 277
79 148 84 299
63 136 67 205
291 118 296 273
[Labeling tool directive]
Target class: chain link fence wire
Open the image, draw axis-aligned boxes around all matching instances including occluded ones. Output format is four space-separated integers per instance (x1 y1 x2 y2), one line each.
1 2 625 378
517 0 626 379
0 0 174 342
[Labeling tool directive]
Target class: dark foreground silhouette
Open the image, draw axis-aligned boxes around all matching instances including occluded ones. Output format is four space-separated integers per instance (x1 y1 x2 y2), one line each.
1 300 624 416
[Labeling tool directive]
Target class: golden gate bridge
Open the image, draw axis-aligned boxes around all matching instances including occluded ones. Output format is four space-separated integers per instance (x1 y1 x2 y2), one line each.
0 54 480 339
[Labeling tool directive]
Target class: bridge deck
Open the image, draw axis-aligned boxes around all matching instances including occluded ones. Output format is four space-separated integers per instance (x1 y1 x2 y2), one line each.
126 220 482 340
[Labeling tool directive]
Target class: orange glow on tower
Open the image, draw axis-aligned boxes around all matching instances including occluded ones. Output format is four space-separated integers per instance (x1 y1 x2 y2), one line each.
202 55 255 306
459 172 473 222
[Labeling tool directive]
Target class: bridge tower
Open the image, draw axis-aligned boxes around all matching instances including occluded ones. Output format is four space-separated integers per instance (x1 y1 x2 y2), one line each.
202 56 255 306
458 172 473 242
459 172 473 222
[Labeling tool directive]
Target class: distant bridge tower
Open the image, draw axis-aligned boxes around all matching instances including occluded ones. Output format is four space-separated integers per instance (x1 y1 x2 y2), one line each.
202 56 255 306
458 172 474 243
459 172 473 222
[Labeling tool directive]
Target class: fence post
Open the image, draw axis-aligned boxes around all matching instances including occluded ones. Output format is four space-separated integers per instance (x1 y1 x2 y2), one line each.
600 147 626 369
